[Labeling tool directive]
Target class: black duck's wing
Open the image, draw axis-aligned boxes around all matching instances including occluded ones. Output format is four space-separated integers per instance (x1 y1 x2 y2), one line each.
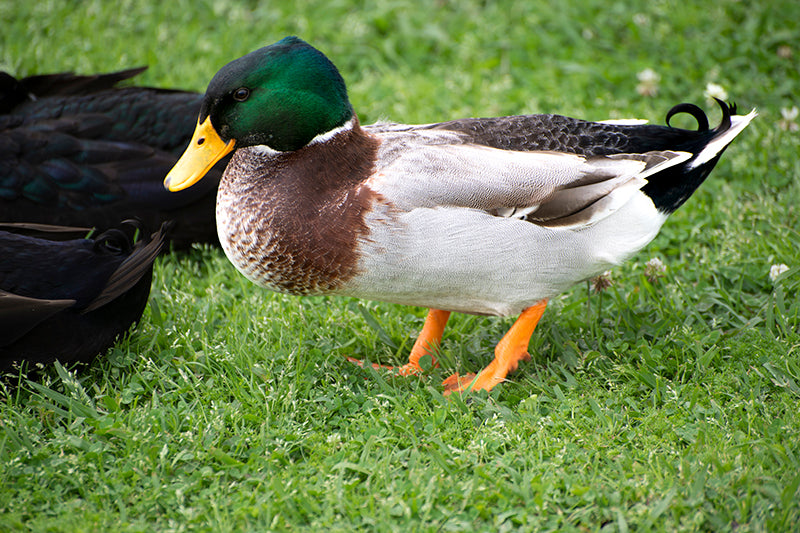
1 68 221 248
0 222 92 237
5 67 147 101
0 291 76 346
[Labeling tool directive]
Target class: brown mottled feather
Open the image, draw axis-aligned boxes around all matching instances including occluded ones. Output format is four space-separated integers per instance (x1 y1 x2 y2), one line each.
217 120 381 294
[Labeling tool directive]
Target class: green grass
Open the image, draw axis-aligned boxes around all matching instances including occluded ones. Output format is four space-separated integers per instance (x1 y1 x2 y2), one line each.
2 0 800 531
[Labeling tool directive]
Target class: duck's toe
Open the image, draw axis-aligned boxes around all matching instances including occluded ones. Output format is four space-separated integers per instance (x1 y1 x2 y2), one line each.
442 372 478 394
345 355 427 376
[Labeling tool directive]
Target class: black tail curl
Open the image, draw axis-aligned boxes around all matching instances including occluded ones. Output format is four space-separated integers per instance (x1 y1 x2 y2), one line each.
665 98 733 134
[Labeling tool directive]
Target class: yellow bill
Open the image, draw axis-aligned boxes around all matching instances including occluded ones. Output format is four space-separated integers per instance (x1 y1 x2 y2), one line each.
164 116 235 192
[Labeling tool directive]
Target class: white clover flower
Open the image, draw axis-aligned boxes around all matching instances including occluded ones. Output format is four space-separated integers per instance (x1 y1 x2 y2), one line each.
636 68 660 97
778 106 799 132
704 82 728 102
769 264 789 282
781 106 799 120
644 257 667 281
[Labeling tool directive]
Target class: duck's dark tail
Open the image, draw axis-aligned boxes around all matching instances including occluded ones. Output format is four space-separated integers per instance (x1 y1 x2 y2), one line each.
641 99 756 214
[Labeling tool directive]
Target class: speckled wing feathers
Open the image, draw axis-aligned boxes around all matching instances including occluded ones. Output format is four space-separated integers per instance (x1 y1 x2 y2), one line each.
367 128 690 229
418 113 706 155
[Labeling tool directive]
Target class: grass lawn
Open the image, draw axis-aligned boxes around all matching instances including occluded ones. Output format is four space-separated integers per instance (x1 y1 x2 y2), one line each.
2 0 799 531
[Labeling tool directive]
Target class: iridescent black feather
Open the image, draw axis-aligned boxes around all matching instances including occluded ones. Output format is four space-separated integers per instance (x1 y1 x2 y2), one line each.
0 68 222 249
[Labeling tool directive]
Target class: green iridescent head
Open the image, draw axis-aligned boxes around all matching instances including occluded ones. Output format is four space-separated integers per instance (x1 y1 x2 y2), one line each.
164 37 354 192
201 36 354 152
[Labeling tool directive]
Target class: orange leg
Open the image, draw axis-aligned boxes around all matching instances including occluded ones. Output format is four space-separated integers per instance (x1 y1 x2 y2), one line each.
443 299 548 394
346 308 451 376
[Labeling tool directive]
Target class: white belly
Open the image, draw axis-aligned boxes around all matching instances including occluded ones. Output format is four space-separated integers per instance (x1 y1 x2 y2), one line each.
341 192 667 316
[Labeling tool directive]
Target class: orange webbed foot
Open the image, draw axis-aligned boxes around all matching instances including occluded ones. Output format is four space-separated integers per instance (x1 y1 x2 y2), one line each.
443 299 547 394
347 308 451 378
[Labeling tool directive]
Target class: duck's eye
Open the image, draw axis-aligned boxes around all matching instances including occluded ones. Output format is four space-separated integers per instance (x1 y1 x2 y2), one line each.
233 87 250 102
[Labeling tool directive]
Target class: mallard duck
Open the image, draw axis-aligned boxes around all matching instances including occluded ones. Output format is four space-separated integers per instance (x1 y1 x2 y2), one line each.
0 222 168 374
1 67 222 249
164 36 755 393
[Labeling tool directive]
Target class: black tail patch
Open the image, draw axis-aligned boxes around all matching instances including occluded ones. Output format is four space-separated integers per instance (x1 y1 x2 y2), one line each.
642 99 741 214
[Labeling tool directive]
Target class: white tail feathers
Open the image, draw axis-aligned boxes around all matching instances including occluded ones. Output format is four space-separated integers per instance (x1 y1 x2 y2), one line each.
689 109 757 169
